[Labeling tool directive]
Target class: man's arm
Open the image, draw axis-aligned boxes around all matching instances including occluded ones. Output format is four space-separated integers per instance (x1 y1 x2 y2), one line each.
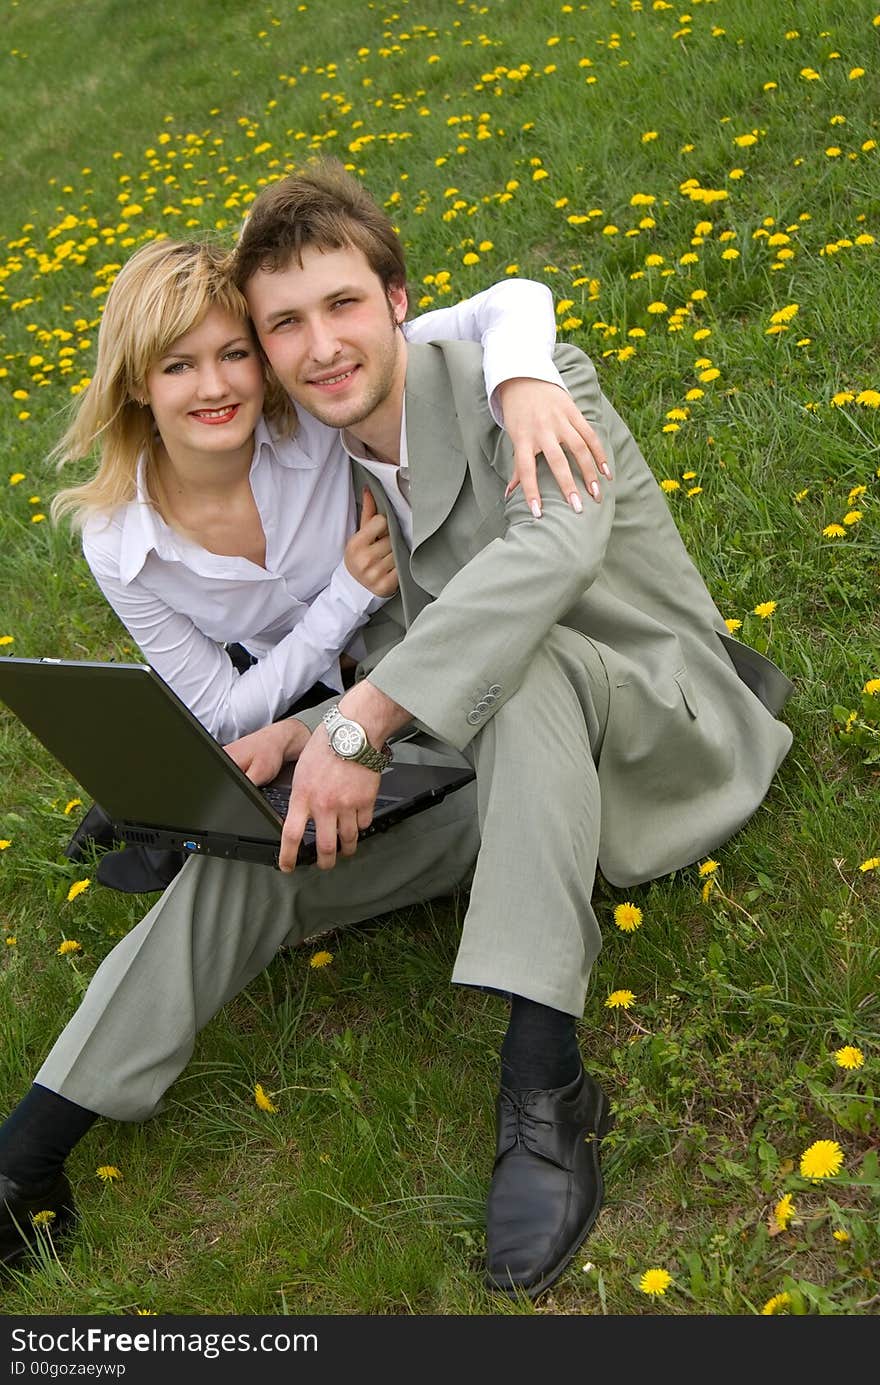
368 343 617 750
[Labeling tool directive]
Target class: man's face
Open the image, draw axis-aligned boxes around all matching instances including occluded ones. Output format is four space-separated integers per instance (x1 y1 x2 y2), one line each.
245 244 408 435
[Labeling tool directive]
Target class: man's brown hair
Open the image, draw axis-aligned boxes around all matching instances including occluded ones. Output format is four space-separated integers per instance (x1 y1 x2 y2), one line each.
233 159 407 293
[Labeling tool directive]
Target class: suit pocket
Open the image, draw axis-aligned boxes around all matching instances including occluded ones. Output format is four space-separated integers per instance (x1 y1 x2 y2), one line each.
674 669 699 719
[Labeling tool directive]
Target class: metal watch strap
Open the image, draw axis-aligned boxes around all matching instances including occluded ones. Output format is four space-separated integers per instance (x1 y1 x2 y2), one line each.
322 706 393 772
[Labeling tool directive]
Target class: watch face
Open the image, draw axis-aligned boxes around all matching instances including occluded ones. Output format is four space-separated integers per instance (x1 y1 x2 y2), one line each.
330 720 366 758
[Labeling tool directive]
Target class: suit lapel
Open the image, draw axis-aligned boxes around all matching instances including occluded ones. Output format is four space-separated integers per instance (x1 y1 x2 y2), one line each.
350 460 430 628
404 344 468 565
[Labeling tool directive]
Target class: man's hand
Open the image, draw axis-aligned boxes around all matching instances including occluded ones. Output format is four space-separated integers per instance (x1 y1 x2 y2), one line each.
279 727 381 872
343 488 399 597
224 718 311 785
497 377 612 517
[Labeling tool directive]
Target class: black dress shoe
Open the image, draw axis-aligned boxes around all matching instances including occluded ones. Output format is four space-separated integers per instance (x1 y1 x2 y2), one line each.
1 1170 76 1268
485 1067 611 1298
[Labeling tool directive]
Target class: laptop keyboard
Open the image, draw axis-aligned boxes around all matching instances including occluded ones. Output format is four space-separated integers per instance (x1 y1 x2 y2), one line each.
260 785 401 817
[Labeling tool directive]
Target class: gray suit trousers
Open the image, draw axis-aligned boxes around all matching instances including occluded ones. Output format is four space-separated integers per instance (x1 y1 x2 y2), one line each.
36 627 609 1121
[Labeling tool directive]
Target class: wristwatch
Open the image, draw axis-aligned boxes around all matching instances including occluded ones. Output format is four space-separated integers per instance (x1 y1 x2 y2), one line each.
322 705 393 772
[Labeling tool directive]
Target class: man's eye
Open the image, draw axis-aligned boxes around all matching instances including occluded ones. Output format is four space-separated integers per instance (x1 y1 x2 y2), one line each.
331 298 354 310
272 316 297 331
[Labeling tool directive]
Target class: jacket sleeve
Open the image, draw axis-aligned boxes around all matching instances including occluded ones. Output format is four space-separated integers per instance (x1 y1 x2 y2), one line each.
366 346 617 750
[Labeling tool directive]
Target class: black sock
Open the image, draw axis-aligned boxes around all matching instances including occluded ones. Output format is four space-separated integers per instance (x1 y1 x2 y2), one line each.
500 994 581 1091
0 1085 99 1186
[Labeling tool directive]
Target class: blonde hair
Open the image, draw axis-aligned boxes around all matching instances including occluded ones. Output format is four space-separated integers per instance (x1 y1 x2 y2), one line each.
51 237 291 528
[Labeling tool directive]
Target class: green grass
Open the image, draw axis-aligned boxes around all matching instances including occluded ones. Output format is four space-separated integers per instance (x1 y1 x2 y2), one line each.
1 0 879 1316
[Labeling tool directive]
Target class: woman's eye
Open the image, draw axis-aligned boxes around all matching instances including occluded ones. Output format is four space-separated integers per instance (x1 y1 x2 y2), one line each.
224 349 249 361
163 361 188 374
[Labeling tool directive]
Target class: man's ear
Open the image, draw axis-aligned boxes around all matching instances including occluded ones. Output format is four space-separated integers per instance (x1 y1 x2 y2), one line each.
388 279 408 326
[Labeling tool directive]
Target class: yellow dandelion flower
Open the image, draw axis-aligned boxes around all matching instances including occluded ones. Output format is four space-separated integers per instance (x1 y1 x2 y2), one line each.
762 1291 792 1315
856 390 880 408
799 1139 844 1180
309 949 334 968
605 989 635 1009
701 878 715 904
687 486 703 497
0 636 14 647
823 523 846 538
613 902 643 933
9 473 26 485
96 1165 122 1182
685 388 705 401
834 1046 864 1070
724 618 742 632
698 368 720 382
254 1083 278 1113
63 798 83 816
794 489 809 502
462 252 480 266
66 879 91 902
843 510 863 526
847 485 867 503
849 68 865 80
832 1229 850 1243
57 939 82 955
863 680 880 696
752 601 777 619
5 937 16 947
0 839 11 850
831 391 854 407
639 1268 672 1296
859 857 880 871
31 514 45 524
647 301 668 315
773 1193 796 1230
660 479 681 493
698 859 719 877
31 1210 57 1227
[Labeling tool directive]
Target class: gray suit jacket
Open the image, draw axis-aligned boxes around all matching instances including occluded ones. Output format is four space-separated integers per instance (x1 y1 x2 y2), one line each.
305 340 793 888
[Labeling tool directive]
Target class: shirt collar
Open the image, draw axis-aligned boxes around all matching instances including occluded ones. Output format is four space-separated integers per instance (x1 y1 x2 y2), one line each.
340 397 408 471
117 412 321 584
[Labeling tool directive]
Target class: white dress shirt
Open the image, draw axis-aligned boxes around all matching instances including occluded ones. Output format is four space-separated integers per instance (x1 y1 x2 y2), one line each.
82 281 564 744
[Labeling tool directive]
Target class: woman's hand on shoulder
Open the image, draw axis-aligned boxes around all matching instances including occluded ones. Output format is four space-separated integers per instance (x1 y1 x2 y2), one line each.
497 377 612 517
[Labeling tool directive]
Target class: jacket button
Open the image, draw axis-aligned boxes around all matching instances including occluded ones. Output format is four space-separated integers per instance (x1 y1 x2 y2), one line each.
466 710 481 725
488 684 502 697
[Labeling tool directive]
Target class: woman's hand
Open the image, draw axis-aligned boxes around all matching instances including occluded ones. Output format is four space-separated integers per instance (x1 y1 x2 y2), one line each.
498 377 612 517
224 718 310 784
344 489 399 596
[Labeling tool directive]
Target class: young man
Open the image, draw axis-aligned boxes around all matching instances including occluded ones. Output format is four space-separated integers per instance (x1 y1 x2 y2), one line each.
0 163 793 1300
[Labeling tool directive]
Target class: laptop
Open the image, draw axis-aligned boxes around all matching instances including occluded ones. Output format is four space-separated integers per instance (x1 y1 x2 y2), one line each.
0 658 475 868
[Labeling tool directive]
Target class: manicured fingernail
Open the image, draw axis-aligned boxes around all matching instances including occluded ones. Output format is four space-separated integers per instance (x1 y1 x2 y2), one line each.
590 481 601 501
530 500 542 518
570 492 584 513
601 463 613 479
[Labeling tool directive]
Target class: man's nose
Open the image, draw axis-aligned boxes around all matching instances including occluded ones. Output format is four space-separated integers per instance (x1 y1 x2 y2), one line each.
305 317 341 365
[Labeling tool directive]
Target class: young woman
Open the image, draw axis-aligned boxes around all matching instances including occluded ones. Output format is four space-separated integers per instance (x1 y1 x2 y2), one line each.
51 239 606 888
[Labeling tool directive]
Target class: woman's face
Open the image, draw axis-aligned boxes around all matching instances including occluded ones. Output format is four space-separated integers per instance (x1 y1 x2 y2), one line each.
144 305 265 467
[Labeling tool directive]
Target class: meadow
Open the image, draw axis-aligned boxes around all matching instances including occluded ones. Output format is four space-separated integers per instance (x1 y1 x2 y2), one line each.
0 0 878 1316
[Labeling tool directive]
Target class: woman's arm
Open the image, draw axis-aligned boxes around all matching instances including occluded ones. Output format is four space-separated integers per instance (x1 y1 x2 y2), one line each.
405 280 610 513
83 524 385 744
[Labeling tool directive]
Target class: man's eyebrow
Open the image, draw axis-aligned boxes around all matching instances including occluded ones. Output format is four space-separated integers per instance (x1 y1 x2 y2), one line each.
262 286 362 326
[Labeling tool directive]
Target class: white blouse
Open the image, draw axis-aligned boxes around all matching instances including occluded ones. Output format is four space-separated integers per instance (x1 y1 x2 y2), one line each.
82 281 564 743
